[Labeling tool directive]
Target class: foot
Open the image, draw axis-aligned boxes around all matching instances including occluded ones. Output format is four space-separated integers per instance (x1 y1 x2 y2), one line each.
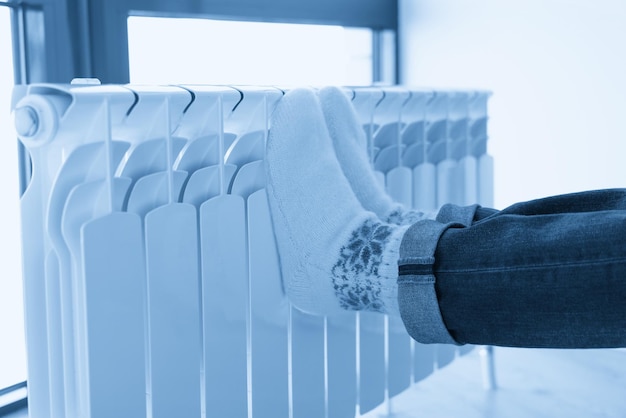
265 88 408 315
317 86 436 225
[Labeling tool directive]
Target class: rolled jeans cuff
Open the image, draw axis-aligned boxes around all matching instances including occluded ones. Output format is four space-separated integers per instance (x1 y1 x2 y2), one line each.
397 219 462 345
436 203 480 226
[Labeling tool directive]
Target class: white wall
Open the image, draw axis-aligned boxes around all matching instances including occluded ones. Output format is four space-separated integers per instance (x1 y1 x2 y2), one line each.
399 0 626 208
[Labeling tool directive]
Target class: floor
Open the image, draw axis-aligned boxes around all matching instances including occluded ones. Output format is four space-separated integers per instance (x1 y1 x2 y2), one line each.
4 347 626 417
365 347 626 418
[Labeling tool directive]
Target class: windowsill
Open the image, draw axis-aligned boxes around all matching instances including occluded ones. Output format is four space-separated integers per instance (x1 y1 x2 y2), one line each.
0 382 27 417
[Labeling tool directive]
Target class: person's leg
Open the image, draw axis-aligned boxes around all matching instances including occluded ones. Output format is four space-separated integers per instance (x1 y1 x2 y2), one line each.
269 89 626 348
497 188 626 216
400 192 626 349
439 189 626 224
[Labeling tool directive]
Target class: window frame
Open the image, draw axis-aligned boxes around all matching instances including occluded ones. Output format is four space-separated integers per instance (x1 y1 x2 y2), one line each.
18 0 398 84
89 0 397 83
0 381 27 416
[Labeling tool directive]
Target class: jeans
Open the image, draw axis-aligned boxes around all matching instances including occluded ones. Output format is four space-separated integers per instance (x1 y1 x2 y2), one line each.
398 189 626 349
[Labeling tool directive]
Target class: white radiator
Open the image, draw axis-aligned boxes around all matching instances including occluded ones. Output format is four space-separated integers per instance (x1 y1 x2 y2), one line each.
12 83 491 418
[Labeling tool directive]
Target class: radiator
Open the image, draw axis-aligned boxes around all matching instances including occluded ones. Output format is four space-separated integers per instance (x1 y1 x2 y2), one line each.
12 83 492 418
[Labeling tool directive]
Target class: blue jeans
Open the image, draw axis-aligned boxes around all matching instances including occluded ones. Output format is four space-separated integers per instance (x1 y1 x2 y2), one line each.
398 189 626 349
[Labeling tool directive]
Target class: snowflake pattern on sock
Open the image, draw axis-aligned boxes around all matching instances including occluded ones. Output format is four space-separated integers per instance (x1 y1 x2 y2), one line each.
331 219 394 313
385 208 428 226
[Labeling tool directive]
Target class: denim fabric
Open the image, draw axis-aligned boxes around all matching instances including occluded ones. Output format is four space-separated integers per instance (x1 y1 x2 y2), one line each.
436 203 481 226
398 219 461 345
399 189 626 349
396 202 481 344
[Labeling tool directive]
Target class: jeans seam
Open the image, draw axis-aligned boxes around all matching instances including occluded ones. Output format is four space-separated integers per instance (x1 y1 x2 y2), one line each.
436 256 626 274
398 276 435 285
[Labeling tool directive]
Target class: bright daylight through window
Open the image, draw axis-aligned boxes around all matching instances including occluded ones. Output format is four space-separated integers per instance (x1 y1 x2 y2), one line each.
128 17 373 86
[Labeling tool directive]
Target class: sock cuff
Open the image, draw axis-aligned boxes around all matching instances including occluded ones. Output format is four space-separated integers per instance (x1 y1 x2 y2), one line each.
377 224 411 316
384 205 438 226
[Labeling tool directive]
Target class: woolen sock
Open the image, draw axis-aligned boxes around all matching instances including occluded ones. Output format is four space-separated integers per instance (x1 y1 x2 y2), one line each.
318 86 436 225
265 88 407 316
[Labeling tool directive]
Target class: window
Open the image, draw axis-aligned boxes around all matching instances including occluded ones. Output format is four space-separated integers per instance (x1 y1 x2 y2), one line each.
0 4 27 390
87 0 397 83
128 17 374 86
1 0 397 410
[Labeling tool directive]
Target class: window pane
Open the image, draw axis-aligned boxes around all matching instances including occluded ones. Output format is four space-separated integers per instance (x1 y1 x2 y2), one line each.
128 17 373 86
0 6 27 389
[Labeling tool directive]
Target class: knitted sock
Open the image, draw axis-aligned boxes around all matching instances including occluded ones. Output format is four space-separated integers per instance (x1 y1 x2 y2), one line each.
265 88 407 316
318 86 436 226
